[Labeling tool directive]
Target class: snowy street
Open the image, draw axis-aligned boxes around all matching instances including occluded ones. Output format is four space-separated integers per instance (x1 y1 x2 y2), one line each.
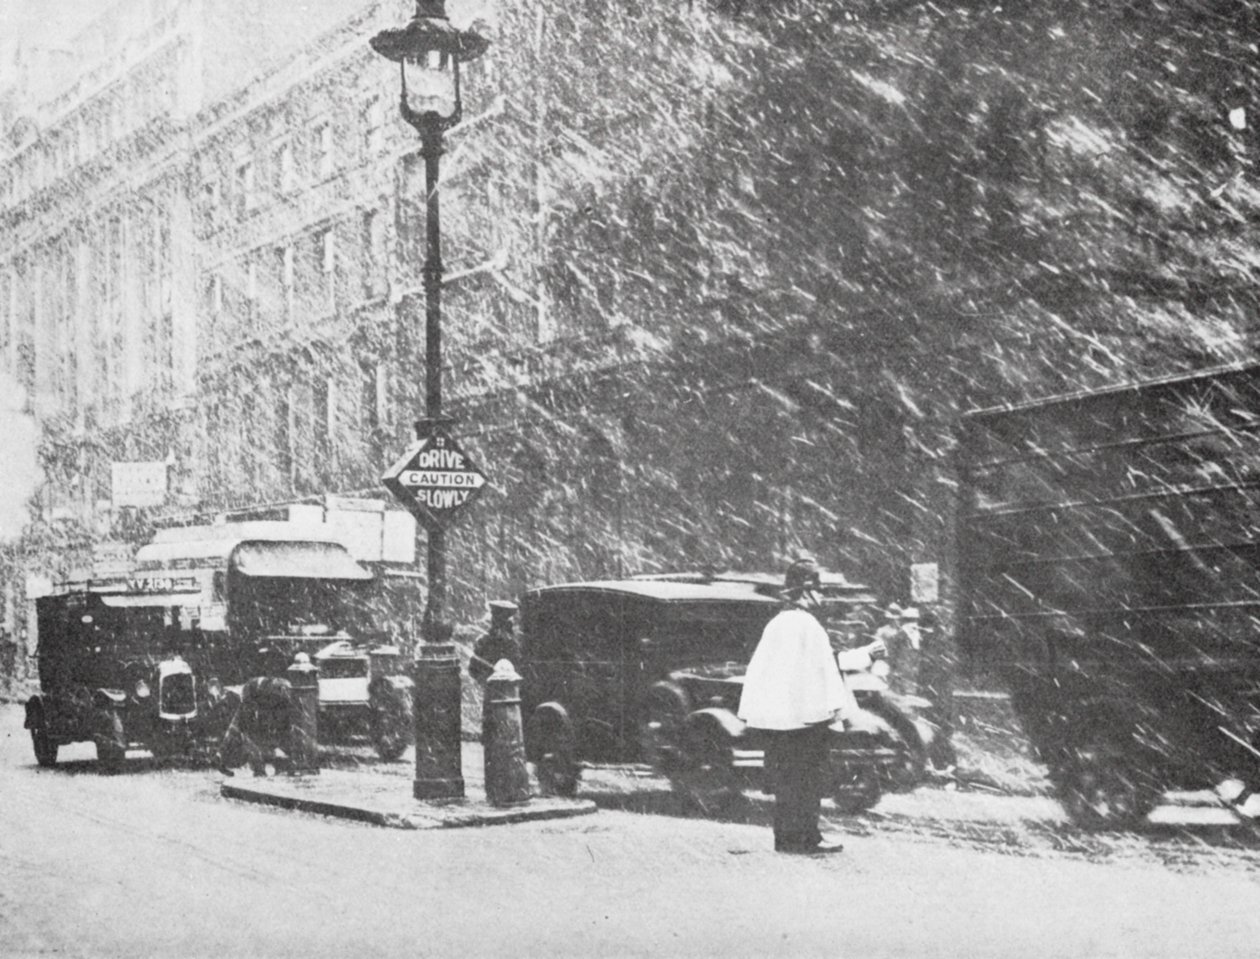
3 702 1260 959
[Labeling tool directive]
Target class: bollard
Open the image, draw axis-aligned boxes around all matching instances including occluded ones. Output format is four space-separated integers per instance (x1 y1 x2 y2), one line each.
286 653 320 775
412 628 465 800
483 659 532 806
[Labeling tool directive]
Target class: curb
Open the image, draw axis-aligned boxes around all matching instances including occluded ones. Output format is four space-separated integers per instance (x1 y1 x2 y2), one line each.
220 770 598 829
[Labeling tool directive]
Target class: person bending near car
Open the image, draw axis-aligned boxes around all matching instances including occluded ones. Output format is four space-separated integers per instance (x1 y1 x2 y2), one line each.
738 555 857 855
215 674 296 777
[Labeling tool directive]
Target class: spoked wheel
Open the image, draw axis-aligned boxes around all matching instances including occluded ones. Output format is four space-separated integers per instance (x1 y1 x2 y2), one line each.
95 711 126 774
672 723 741 815
1051 745 1158 830
29 706 58 768
882 722 929 793
371 691 413 762
528 709 579 798
639 682 691 775
832 760 883 815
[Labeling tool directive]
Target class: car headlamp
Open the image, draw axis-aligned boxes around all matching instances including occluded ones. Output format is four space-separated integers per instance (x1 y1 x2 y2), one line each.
133 678 151 699
206 677 224 702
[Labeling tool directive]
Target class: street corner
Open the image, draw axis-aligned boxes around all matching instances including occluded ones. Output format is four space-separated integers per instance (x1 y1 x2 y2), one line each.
219 768 598 830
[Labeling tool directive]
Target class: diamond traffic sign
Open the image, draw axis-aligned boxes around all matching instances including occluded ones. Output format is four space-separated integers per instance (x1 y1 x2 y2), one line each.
381 427 488 531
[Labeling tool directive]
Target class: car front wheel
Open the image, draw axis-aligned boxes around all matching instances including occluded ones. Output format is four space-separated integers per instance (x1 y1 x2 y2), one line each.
29 705 58 768
832 762 882 814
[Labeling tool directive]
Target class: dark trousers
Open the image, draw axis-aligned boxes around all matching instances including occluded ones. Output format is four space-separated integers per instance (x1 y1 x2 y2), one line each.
762 723 831 849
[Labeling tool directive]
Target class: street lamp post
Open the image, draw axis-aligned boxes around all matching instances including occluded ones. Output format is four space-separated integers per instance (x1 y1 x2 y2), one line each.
371 1 489 801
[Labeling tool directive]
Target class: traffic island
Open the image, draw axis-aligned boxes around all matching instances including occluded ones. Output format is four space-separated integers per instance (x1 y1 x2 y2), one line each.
221 767 596 829
219 740 596 829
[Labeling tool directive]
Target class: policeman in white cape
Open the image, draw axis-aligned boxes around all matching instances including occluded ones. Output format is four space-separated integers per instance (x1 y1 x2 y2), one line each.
738 555 856 855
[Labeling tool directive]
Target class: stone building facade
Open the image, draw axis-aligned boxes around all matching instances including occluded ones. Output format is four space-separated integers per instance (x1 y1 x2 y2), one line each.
0 0 958 689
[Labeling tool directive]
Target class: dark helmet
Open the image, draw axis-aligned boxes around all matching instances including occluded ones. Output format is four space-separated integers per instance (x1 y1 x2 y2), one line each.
489 600 518 624
783 556 822 595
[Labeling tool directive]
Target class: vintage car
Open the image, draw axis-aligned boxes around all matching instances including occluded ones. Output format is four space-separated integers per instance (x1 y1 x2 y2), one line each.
129 521 416 761
25 578 234 771
311 637 412 760
518 573 917 809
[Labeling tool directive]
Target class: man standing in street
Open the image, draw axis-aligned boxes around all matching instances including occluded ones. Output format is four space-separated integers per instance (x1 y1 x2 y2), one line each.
469 601 521 739
469 601 521 683
738 556 856 855
875 603 922 696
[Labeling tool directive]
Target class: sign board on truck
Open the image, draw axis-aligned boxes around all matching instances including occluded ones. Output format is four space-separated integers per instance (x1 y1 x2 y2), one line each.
111 461 168 508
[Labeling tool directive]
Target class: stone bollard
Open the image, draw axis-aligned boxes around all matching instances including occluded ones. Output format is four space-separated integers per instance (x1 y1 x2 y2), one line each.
286 653 320 775
483 659 532 806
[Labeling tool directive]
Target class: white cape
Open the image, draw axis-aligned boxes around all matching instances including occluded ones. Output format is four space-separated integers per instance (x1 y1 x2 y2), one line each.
737 607 856 730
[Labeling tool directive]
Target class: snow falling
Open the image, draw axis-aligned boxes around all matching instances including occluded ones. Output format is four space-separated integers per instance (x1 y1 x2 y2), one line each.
0 373 41 543
5 0 1260 824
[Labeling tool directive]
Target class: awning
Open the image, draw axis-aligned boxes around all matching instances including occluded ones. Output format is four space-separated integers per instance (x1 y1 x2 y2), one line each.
230 541 373 580
101 592 204 608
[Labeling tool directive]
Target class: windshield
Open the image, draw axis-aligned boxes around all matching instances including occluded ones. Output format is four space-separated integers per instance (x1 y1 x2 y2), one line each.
228 576 380 639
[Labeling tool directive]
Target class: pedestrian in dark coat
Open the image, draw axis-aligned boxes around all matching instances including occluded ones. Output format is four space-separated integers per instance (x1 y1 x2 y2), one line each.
469 601 521 684
469 601 521 741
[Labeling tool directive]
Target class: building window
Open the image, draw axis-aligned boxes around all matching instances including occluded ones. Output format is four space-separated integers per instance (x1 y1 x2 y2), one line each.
315 122 334 180
360 362 386 433
315 380 333 459
205 274 222 315
320 228 336 314
364 97 384 157
278 388 295 493
279 244 295 320
237 159 256 216
362 207 387 299
275 139 295 194
203 177 220 214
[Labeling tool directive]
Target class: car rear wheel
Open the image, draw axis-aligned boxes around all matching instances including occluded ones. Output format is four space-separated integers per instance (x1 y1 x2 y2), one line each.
528 708 579 798
29 705 58 768
1050 745 1158 830
672 723 741 814
639 682 691 773
880 716 929 792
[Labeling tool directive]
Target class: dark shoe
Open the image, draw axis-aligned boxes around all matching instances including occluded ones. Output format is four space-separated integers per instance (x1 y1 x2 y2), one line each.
214 754 234 777
776 840 844 855
806 840 845 855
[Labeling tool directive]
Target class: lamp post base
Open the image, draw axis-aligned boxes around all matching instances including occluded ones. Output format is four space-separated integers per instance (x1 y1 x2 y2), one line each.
412 641 465 800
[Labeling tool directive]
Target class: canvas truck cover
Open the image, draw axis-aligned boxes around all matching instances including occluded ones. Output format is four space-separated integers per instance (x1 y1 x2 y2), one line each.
959 360 1260 673
134 532 372 581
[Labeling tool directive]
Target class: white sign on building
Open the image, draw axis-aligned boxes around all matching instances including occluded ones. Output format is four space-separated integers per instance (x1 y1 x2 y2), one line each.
910 562 940 604
111 461 168 508
322 496 416 565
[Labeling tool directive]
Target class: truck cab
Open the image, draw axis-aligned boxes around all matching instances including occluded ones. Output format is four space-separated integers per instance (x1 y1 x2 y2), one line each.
130 522 415 760
26 575 229 770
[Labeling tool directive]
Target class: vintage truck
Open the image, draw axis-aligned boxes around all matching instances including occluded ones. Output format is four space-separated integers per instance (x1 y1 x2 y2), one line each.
127 521 416 761
958 362 1260 827
517 573 927 811
25 575 235 770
